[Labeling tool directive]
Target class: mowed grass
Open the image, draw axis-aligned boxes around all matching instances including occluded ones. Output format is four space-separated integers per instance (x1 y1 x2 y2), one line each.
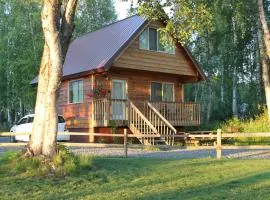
1 155 270 200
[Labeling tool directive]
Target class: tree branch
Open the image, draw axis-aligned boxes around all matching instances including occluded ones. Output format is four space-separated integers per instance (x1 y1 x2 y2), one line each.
60 0 78 62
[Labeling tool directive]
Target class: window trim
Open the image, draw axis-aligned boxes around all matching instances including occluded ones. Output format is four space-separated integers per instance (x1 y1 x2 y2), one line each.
150 81 175 102
139 27 175 55
68 79 84 104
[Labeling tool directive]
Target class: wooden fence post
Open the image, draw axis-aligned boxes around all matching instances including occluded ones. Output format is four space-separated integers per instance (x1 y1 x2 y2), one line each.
216 129 222 159
89 130 95 143
124 128 128 158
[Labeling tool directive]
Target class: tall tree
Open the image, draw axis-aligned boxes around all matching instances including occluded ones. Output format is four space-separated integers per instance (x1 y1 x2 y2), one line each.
138 0 213 44
0 0 43 128
258 0 270 120
28 0 78 157
74 0 117 37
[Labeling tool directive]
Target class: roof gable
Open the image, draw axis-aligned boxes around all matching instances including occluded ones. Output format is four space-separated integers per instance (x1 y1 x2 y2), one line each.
31 15 206 84
62 15 147 78
112 20 206 81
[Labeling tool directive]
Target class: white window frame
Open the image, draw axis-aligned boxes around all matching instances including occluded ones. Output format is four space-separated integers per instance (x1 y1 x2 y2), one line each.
150 81 175 102
139 27 175 55
68 79 84 104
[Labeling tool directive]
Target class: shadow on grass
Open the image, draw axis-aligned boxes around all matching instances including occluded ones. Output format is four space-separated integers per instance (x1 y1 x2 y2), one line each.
1 157 270 200
139 171 270 200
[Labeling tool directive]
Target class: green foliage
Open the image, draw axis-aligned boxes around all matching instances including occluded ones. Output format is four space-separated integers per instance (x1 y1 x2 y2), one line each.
138 0 213 44
184 0 263 123
74 0 117 37
185 121 221 131
221 107 270 133
0 145 94 177
0 0 43 126
0 0 117 127
220 107 270 145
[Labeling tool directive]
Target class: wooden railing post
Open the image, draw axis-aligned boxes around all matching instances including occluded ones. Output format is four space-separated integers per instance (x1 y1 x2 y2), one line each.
124 128 128 158
216 129 222 159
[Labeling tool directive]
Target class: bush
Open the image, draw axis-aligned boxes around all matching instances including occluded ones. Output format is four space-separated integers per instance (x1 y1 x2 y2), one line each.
185 121 221 131
220 107 270 145
221 107 270 133
0 145 94 177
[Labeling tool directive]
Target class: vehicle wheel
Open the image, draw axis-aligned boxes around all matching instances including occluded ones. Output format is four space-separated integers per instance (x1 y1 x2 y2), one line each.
10 136 17 143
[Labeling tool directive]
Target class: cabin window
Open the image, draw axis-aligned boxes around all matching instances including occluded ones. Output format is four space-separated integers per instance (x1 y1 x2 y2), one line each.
151 82 162 101
69 80 83 103
151 82 174 102
139 28 149 49
149 28 158 51
163 83 174 102
139 27 175 54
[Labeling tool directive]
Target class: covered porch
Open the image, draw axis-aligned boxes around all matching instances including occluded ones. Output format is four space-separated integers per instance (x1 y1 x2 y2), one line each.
92 98 200 127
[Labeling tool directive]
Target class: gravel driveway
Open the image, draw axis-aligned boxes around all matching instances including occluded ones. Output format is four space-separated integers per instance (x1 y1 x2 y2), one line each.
71 147 270 159
2 144 270 159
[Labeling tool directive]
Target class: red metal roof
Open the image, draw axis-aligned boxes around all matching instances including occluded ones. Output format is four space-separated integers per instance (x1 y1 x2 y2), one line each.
63 15 147 78
31 15 207 84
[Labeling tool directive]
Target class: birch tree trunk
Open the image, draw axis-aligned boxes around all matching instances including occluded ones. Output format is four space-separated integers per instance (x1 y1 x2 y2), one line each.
258 0 270 120
232 17 238 118
258 0 270 58
206 81 212 123
220 64 224 103
28 0 77 157
258 28 270 120
232 66 238 118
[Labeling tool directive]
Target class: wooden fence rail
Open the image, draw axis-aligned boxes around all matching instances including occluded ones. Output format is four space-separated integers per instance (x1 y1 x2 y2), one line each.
2 130 270 159
0 129 134 157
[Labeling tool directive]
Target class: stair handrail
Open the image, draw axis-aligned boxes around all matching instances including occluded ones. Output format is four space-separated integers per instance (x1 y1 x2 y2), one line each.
129 101 158 134
147 102 177 134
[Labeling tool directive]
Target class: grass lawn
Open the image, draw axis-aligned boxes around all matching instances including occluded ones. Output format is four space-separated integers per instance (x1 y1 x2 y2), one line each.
1 156 270 200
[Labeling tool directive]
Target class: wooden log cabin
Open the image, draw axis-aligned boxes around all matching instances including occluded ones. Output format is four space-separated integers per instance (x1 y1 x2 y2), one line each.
34 15 207 145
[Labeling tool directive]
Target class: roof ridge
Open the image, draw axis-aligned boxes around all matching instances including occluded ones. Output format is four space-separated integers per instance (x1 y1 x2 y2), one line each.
77 14 145 40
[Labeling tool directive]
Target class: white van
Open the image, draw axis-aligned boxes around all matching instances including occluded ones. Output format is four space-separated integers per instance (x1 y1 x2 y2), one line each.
10 114 70 142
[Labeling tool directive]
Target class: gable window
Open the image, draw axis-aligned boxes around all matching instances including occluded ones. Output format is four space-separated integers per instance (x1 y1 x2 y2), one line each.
139 27 175 54
149 28 158 51
151 82 174 102
139 28 149 49
69 80 83 103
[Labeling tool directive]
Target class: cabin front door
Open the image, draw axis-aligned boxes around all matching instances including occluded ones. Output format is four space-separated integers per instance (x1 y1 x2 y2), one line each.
111 79 126 120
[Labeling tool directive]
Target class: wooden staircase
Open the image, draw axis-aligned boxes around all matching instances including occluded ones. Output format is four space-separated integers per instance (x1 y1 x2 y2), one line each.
92 98 178 146
128 100 176 146
129 101 159 145
145 102 177 145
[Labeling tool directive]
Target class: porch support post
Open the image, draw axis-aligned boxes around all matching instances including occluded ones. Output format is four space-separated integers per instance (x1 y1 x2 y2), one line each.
90 74 95 143
181 84 184 102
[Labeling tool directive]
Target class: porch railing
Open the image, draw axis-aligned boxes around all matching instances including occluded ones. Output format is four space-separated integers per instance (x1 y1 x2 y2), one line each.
93 99 201 127
93 99 128 127
150 102 200 126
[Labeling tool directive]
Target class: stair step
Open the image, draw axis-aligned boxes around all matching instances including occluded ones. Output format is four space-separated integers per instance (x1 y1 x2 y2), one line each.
154 139 166 142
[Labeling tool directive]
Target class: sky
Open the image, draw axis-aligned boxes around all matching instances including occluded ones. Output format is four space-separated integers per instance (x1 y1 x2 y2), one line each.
115 0 135 19
114 0 170 20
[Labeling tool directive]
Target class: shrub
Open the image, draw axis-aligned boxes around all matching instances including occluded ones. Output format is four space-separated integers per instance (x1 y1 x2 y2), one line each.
220 107 270 145
0 145 94 177
221 107 270 133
